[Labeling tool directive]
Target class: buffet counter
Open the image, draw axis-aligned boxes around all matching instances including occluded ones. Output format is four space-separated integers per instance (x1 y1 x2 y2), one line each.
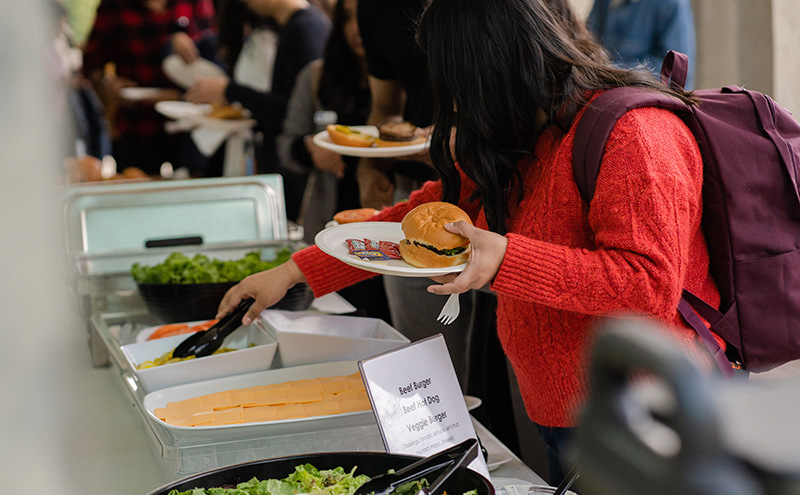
57 176 546 493
65 300 545 494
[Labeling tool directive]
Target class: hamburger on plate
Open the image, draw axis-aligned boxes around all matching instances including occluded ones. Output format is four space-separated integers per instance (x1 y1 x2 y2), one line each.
399 202 472 268
325 121 426 148
376 121 427 147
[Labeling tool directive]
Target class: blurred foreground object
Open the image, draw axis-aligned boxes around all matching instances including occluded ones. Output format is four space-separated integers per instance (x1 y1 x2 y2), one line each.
574 318 800 495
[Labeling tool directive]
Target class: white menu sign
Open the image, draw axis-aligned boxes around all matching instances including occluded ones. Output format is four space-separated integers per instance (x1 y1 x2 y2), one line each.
359 334 490 479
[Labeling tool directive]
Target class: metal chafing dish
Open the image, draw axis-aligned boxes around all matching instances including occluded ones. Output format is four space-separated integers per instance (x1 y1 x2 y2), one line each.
61 175 300 367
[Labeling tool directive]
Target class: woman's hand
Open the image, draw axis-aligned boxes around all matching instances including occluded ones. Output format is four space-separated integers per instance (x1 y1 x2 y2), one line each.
185 76 229 104
306 136 346 178
403 125 433 165
171 32 200 64
427 221 508 294
216 260 307 326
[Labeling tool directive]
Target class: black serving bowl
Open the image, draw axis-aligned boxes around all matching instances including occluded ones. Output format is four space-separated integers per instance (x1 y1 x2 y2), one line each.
138 281 314 323
146 451 494 495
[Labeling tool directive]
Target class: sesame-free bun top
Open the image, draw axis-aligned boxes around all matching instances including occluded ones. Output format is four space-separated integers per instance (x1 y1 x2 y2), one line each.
398 202 472 268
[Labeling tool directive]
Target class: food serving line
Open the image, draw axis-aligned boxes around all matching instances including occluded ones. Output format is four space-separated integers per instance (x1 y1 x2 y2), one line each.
61 175 547 493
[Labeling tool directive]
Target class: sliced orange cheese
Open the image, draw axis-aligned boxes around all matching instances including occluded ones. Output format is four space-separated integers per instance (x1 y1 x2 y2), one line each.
227 389 258 407
242 405 279 423
155 371 370 427
303 399 342 417
252 387 288 406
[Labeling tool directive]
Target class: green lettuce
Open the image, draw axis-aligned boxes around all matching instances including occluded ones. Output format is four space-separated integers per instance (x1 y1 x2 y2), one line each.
165 464 370 495
132 249 291 285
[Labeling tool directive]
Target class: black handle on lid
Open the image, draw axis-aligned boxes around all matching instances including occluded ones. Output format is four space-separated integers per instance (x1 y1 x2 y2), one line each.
144 235 204 248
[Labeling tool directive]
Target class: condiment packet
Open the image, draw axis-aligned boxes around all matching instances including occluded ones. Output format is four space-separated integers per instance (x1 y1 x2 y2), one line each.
346 238 401 261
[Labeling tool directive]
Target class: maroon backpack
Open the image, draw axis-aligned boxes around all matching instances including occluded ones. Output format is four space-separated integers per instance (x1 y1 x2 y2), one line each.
573 51 800 375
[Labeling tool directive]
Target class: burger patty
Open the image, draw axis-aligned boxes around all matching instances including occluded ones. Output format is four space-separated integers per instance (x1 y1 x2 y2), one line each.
379 121 418 142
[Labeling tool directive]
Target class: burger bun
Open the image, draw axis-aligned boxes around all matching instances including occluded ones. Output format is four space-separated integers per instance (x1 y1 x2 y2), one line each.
399 202 472 268
326 124 376 148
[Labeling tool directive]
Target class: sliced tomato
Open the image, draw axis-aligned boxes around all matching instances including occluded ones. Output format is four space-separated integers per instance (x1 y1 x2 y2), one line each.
189 319 219 332
147 323 191 340
333 208 379 224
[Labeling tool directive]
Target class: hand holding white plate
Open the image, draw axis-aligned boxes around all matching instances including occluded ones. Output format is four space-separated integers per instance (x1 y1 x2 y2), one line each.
314 222 466 277
162 54 227 89
156 100 257 131
155 100 209 120
313 125 429 158
120 87 175 102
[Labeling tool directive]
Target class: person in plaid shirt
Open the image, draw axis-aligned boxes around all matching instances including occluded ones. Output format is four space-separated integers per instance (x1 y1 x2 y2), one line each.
83 0 218 175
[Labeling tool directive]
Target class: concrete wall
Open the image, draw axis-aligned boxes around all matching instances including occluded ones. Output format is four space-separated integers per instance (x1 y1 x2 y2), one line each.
695 0 800 114
771 0 800 114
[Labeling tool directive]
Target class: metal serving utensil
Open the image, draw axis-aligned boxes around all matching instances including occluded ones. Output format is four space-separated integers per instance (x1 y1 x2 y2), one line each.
353 438 478 495
172 298 255 359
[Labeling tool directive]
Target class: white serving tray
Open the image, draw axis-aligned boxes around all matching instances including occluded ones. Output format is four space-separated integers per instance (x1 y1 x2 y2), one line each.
258 310 410 367
122 321 277 393
142 361 376 443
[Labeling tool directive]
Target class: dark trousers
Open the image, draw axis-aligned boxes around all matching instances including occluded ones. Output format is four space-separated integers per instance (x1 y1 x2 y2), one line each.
466 291 521 455
534 423 575 486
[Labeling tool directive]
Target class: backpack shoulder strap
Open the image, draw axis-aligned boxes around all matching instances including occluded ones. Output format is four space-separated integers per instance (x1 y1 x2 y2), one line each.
660 50 690 91
572 50 693 202
572 87 691 202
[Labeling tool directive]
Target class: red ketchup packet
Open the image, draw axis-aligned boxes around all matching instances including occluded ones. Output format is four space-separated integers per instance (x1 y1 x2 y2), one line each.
345 238 401 261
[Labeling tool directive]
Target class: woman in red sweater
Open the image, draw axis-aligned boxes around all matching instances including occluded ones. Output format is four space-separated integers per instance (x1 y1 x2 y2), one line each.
218 0 720 484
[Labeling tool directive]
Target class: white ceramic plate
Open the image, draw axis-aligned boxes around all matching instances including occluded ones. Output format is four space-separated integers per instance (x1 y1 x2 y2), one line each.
486 444 514 471
314 222 467 277
312 125 429 158
464 394 482 411
155 100 257 131
120 87 169 101
162 54 226 89
155 100 209 120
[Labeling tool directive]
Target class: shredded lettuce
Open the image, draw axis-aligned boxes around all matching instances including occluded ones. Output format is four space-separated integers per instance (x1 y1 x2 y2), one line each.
165 464 370 495
412 241 466 257
132 249 292 285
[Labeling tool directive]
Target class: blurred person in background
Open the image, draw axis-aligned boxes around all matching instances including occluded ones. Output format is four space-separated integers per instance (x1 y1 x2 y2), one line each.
276 0 368 246
276 0 391 325
185 0 330 222
82 0 219 175
50 0 112 169
587 0 697 88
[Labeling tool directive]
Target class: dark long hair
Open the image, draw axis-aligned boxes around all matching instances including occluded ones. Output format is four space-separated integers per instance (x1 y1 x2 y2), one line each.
317 0 370 123
417 0 695 234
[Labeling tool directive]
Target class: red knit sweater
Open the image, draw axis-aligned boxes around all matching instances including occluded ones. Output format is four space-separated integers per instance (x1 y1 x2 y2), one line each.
293 105 720 427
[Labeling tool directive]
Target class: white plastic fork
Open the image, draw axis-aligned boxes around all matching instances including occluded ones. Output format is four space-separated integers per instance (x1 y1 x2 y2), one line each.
436 293 461 325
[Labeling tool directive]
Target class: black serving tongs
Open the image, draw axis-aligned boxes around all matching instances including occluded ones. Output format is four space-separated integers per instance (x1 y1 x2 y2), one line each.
354 438 479 495
172 298 255 359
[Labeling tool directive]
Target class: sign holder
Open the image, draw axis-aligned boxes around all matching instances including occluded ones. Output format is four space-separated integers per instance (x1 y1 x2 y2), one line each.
359 334 490 478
